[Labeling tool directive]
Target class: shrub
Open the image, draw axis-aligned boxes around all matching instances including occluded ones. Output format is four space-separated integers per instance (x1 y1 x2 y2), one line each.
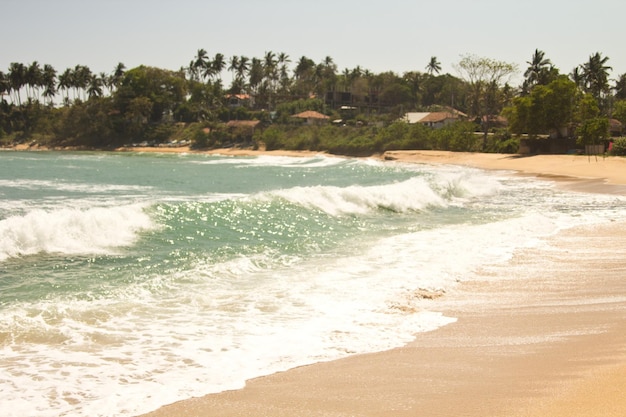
260 126 287 150
610 137 626 156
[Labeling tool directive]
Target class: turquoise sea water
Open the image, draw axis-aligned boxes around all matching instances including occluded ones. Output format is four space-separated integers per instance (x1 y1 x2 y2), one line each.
1 150 625 417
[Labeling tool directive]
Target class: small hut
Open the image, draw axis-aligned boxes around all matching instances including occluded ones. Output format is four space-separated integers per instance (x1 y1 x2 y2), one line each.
292 110 330 125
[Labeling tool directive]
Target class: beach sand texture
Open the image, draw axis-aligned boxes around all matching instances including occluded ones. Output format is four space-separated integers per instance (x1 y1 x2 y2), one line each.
134 150 626 417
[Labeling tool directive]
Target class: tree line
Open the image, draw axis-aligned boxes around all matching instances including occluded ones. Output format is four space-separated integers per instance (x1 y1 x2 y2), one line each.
1 49 625 154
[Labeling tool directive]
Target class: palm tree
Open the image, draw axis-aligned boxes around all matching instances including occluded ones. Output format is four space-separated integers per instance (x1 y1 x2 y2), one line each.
425 56 442 75
263 51 279 108
317 56 338 98
263 51 278 86
58 68 73 104
8 62 26 105
403 71 425 108
248 57 264 95
615 73 626 100
292 56 316 96
26 61 44 102
201 62 216 81
212 53 225 81
236 56 250 82
189 49 208 81
276 52 291 93
194 49 208 70
110 62 126 92
87 74 104 98
72 65 92 101
581 52 612 102
0 71 9 102
277 52 290 68
228 55 239 82
294 56 315 80
570 66 585 90
187 60 198 81
523 49 552 93
42 64 57 105
228 56 250 94
340 68 351 91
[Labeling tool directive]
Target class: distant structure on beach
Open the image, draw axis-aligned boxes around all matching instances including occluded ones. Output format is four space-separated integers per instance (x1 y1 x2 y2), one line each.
401 110 467 129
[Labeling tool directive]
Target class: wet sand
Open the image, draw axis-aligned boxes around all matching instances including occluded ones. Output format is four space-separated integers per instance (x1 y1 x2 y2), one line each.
136 150 626 417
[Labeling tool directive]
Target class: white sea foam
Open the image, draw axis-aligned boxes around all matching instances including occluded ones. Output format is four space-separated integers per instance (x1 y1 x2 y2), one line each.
0 178 154 194
0 210 563 417
0 240 457 417
0 209 618 417
3 152 626 417
0 204 155 261
194 154 347 168
261 171 501 216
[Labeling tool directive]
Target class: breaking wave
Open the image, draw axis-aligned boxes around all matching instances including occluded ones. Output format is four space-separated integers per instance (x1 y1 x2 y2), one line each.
0 204 155 261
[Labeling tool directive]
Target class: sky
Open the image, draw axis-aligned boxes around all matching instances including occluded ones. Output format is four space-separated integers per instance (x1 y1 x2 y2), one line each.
2 0 625 88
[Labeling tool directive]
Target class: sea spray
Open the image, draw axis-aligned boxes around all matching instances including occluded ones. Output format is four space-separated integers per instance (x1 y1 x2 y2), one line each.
0 204 154 261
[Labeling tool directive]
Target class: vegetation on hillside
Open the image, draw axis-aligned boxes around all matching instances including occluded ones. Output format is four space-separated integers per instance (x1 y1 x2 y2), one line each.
1 49 625 155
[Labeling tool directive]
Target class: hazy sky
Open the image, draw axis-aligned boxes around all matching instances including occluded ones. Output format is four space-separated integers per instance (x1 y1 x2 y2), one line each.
2 0 625 87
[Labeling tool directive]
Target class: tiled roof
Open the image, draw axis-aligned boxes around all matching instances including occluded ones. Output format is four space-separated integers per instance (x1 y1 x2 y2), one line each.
403 112 458 123
419 112 457 123
292 110 330 119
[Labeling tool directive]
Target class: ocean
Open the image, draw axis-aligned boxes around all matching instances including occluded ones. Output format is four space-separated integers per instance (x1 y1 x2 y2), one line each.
1 150 624 417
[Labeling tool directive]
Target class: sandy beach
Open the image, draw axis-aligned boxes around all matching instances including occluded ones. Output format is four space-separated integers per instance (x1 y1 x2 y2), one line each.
132 149 626 417
5 146 625 416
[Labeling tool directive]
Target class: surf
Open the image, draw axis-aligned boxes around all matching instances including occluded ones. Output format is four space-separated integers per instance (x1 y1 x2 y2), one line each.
0 204 155 261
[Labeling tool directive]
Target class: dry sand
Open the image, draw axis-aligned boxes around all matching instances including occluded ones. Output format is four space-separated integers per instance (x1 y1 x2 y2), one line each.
6 146 625 416
134 150 626 417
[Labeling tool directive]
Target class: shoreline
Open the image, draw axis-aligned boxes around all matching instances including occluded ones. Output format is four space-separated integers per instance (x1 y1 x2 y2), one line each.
5 146 626 416
6 145 626 188
139 220 626 417
134 150 626 417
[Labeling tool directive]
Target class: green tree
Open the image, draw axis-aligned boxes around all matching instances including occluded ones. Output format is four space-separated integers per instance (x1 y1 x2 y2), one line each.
115 66 188 125
455 54 517 148
402 71 424 109
72 65 92 101
575 94 609 149
425 56 442 76
570 66 585 90
228 55 239 83
110 62 126 92
87 74 104 98
248 58 264 97
8 62 26 105
212 53 226 82
292 56 317 97
505 76 579 138
56 97 117 146
614 73 626 100
580 52 612 111
522 49 557 94
190 49 208 81
577 117 609 150
0 71 9 103
613 100 626 126
125 96 153 137
26 61 43 102
42 64 57 105
58 68 73 105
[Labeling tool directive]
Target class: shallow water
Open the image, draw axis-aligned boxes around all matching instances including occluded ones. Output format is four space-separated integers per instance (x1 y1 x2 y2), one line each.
1 150 625 417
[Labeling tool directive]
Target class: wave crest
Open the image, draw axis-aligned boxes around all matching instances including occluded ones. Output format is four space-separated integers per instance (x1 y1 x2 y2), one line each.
260 174 498 216
0 204 155 261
